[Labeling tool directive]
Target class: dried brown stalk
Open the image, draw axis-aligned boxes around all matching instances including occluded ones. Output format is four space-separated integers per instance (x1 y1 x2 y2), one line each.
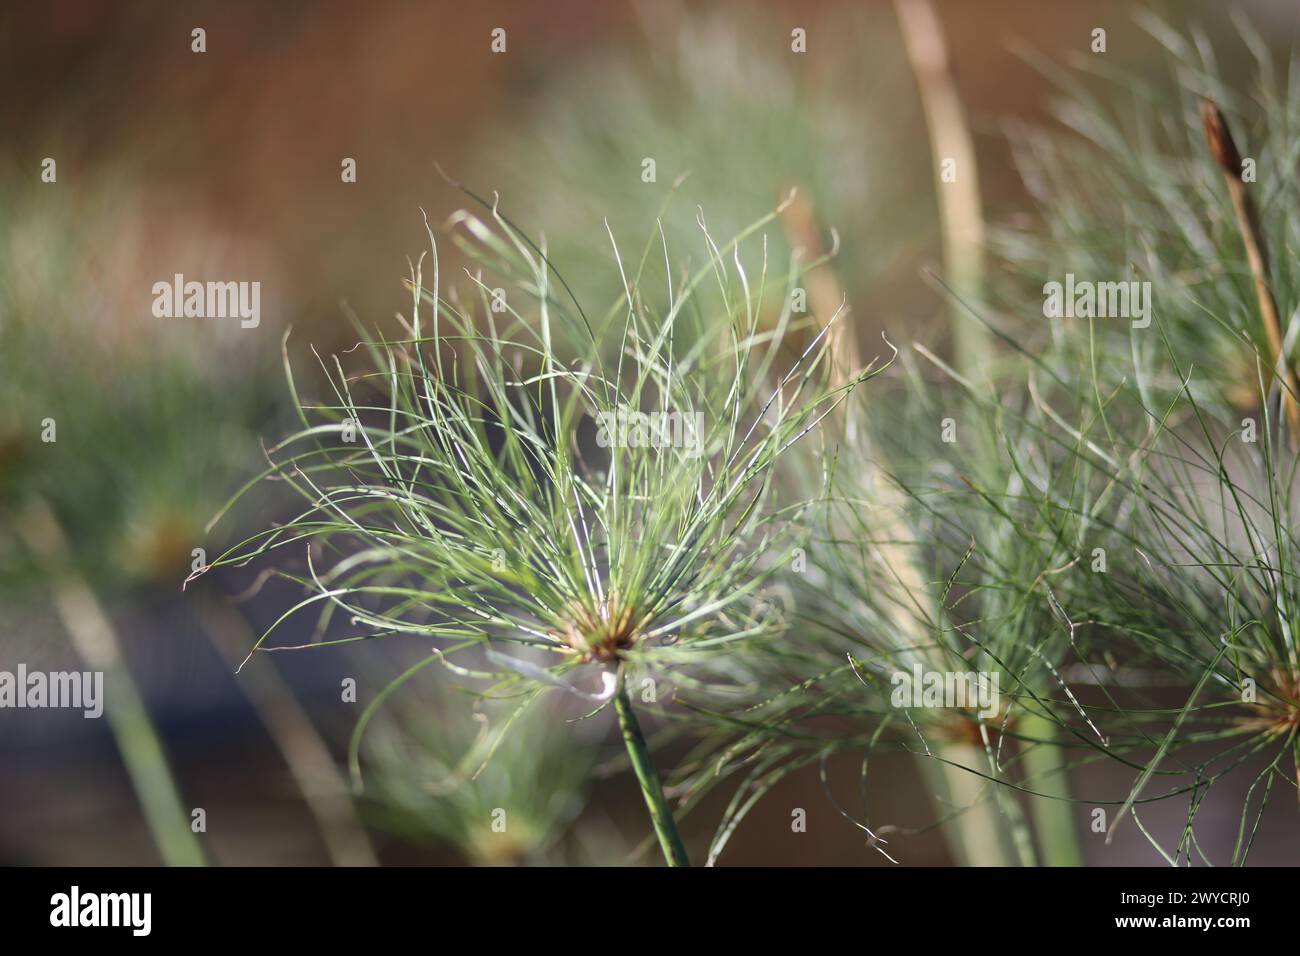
894 0 990 378
1200 98 1300 442
779 190 857 390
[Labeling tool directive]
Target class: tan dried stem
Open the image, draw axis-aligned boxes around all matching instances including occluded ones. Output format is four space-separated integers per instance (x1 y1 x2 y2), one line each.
894 0 990 378
1200 99 1300 444
779 190 857 391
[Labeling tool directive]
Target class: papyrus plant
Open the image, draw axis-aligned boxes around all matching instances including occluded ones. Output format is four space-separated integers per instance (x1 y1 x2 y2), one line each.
671 363 1098 867
917 301 1300 864
470 0 1040 865
197 202 881 865
861 17 1300 863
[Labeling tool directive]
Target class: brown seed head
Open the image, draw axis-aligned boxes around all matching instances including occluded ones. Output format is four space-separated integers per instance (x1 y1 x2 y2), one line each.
1200 98 1242 175
1237 667 1300 735
557 593 642 663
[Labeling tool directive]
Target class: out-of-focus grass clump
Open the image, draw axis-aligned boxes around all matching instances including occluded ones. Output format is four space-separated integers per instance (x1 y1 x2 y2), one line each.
474 5 921 332
0 169 275 591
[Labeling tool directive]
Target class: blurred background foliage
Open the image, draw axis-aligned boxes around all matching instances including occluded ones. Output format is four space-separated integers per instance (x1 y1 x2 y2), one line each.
0 169 273 591
472 3 921 321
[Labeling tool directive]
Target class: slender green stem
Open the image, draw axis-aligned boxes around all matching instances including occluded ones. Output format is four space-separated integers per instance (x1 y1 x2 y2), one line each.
927 742 1020 866
614 684 689 867
1020 712 1084 866
92 653 207 866
19 498 207 867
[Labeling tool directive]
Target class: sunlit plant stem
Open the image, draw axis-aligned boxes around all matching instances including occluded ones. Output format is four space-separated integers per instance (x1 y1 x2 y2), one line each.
615 683 690 867
17 498 206 867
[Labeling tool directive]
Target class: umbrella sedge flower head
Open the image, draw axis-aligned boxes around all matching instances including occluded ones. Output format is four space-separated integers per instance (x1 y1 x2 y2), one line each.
199 200 887 864
986 18 1300 862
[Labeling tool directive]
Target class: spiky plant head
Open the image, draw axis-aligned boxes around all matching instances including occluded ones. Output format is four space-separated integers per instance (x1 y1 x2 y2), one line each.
200 203 882 749
974 17 1300 862
668 351 1109 859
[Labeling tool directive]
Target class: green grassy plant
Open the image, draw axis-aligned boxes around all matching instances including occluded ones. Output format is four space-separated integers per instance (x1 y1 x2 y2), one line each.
197 201 883 865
